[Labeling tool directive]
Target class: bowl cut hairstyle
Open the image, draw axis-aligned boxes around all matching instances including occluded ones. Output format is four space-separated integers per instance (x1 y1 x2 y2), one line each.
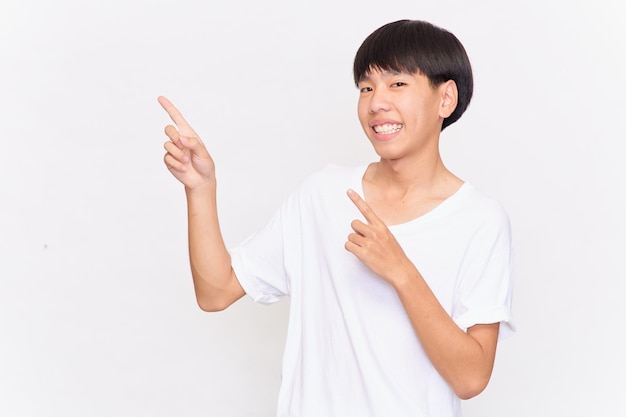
353 20 473 130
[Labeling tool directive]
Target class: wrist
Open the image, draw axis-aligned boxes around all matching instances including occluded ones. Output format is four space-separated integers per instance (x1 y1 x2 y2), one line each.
390 263 424 293
185 180 217 198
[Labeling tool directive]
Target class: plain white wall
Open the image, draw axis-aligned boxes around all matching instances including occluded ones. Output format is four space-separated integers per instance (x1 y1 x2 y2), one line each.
1 0 624 416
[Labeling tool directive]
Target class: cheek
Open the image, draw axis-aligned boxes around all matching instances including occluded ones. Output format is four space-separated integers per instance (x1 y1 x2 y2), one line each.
357 100 369 126
402 99 435 124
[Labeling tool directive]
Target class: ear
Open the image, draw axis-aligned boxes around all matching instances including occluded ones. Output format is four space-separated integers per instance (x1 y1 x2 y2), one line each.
439 80 458 119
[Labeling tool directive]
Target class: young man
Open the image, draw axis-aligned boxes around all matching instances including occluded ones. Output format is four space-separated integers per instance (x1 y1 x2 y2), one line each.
160 19 514 417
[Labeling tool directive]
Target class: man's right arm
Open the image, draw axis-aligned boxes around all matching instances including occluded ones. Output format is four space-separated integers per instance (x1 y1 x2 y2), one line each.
159 96 245 311
185 183 245 311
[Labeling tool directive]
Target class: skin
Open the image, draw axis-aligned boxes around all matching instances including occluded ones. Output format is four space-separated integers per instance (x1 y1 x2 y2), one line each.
159 96 245 312
159 68 499 399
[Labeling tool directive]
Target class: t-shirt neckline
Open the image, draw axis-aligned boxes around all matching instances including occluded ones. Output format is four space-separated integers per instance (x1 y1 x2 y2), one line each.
351 164 471 230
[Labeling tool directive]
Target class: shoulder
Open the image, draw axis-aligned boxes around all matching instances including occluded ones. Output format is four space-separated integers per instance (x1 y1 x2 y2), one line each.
454 183 512 241
283 164 364 216
459 184 509 220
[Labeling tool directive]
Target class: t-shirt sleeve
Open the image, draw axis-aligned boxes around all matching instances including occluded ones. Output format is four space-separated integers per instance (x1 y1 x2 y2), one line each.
229 194 293 305
452 207 515 340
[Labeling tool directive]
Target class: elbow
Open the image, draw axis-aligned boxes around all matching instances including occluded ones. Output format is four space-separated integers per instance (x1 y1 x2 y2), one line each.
194 281 243 312
453 374 492 400
196 295 232 312
192 268 243 312
197 301 226 312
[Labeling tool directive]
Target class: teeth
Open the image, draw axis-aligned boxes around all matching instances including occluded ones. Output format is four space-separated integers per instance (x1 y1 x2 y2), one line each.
373 123 403 134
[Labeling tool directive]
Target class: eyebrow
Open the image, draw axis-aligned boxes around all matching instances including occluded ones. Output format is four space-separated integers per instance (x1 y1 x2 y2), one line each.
358 70 403 83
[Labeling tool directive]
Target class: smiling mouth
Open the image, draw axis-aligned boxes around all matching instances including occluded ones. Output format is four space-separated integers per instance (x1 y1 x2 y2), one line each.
373 123 403 134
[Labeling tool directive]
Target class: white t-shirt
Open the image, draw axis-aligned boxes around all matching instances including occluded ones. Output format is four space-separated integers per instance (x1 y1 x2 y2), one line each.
230 164 514 417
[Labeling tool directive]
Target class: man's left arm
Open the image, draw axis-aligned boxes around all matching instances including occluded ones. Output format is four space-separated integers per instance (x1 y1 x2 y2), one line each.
344 189 500 400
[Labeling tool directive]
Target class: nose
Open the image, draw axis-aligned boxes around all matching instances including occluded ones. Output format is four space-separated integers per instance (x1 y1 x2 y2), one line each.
368 88 391 114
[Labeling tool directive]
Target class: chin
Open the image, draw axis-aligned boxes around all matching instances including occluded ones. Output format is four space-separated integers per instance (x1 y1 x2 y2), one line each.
370 142 405 160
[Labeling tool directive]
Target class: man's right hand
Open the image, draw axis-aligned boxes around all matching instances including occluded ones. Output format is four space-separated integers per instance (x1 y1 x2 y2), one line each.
159 96 216 190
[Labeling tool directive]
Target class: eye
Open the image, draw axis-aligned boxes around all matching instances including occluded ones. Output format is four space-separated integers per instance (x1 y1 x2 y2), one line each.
359 86 373 93
391 82 407 87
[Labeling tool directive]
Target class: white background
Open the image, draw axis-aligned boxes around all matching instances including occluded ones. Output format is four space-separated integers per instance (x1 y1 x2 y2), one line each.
1 0 624 416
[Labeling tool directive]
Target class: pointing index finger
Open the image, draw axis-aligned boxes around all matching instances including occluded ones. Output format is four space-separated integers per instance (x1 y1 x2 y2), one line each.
347 189 381 225
158 96 193 131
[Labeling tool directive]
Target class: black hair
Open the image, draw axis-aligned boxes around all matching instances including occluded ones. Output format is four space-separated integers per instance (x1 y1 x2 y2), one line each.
353 20 473 130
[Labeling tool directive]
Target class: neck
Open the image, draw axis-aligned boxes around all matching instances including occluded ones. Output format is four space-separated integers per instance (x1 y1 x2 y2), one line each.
371 151 454 192
361 154 464 226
